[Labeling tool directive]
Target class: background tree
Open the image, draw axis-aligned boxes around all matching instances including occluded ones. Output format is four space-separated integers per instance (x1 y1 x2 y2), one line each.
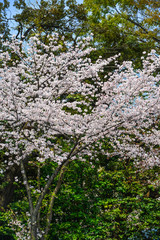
13 0 87 42
84 0 160 67
0 0 10 49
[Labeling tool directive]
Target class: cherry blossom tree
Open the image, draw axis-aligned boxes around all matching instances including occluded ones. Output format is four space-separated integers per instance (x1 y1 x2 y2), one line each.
0 34 159 239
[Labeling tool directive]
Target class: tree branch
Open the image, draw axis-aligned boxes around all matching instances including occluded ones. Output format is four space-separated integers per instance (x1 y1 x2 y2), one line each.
20 159 33 214
43 159 70 239
33 138 80 217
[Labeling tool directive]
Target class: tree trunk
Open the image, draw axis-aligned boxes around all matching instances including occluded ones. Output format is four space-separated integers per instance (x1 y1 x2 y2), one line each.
0 164 20 209
30 213 39 240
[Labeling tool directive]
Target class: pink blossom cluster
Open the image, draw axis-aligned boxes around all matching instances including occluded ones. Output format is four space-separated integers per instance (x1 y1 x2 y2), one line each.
0 35 159 170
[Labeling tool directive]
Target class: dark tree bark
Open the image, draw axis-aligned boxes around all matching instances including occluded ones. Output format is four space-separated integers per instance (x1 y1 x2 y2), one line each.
0 164 20 209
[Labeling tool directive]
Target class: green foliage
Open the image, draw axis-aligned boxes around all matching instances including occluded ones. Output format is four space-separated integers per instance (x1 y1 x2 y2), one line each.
0 210 15 240
0 0 10 51
84 0 160 68
13 0 87 41
46 157 160 239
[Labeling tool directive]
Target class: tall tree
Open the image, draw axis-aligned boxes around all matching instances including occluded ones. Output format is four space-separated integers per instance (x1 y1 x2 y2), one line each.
84 0 160 67
0 0 10 48
0 34 159 239
13 0 87 41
